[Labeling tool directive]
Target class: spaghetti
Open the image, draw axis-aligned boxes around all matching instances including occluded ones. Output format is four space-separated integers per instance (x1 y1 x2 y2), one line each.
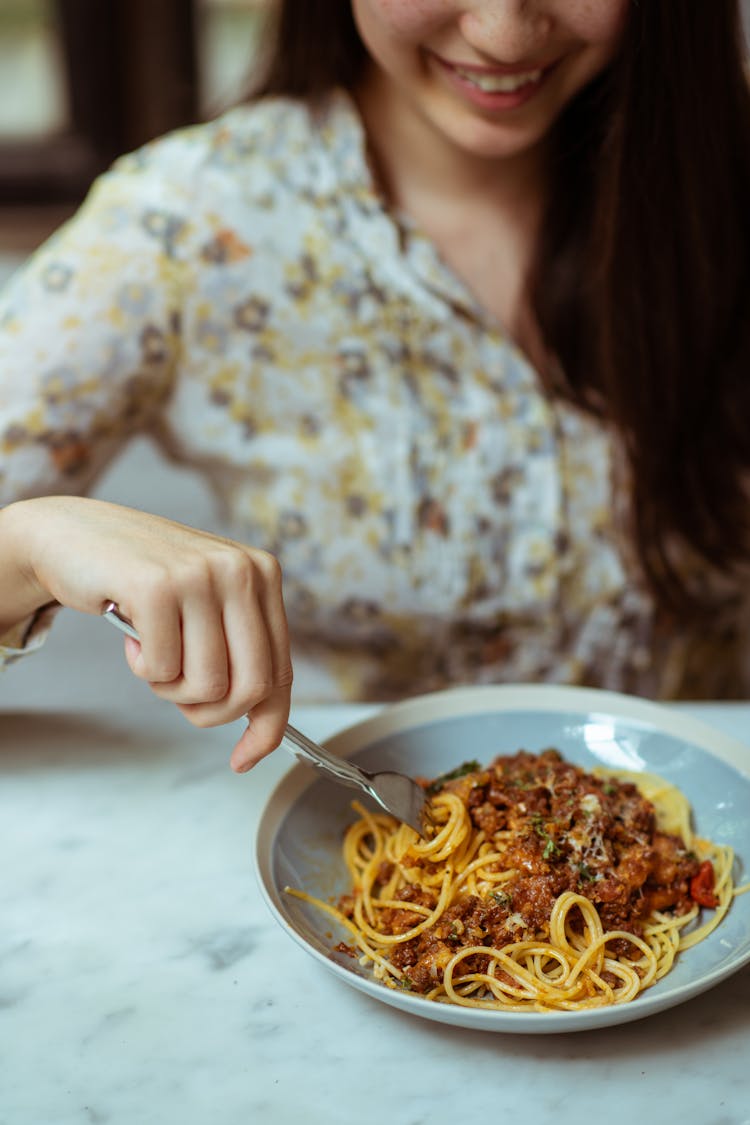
287 749 745 1011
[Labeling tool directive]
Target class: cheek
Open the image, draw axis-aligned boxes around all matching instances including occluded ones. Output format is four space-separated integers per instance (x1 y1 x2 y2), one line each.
562 0 630 48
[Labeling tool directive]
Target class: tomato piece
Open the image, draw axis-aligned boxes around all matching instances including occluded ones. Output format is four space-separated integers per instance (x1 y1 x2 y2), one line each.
690 860 719 908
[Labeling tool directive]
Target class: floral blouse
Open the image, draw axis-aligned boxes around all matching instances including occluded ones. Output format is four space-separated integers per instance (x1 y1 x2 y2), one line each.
0 91 746 701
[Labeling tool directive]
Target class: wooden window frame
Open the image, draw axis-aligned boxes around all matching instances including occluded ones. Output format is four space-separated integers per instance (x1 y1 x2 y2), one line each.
0 0 198 206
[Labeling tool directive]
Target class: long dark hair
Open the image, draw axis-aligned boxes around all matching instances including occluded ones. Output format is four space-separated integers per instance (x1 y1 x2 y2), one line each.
255 1 750 613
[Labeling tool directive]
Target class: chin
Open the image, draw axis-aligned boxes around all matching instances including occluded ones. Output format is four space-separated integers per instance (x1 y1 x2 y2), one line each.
416 86 551 161
440 115 549 161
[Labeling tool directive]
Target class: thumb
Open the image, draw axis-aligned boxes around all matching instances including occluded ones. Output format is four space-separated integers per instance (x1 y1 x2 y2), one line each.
229 686 291 772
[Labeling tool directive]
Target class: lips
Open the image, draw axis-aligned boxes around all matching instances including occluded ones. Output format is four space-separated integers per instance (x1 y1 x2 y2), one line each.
432 53 558 107
450 66 544 94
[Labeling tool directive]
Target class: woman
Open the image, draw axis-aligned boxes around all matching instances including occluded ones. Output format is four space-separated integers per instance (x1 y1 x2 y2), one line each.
0 1 748 768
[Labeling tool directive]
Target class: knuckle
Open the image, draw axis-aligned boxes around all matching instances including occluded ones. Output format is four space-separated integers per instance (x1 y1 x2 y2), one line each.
145 659 182 684
150 672 230 706
211 545 283 602
136 646 182 686
179 696 249 729
148 679 183 702
179 705 220 730
199 674 230 704
254 549 283 589
275 664 294 688
135 557 211 606
241 680 275 709
145 669 179 688
133 565 174 607
172 673 229 705
211 546 255 591
176 557 214 598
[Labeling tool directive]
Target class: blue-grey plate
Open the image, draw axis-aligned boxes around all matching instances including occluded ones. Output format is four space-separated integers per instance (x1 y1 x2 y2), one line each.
254 685 750 1033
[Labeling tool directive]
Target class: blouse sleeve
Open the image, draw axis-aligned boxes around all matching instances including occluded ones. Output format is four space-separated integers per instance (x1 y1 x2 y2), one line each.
0 129 202 664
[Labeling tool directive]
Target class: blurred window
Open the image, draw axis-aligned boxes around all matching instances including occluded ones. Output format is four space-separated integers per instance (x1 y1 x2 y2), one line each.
0 0 274 207
198 0 271 115
0 0 69 138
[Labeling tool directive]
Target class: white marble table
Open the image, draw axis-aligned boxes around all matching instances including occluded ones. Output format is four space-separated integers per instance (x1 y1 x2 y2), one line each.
2 608 750 1125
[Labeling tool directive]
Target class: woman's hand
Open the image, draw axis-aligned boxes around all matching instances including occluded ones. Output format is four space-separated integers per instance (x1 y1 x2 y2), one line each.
0 496 292 770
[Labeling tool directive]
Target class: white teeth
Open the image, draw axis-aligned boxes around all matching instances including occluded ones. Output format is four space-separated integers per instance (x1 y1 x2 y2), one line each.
454 67 542 93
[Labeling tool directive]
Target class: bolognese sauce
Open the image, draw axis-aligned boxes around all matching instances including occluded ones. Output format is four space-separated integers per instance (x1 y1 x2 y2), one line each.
340 749 705 994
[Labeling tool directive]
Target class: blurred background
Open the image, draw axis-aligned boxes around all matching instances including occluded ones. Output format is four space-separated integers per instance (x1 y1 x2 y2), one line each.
0 0 273 282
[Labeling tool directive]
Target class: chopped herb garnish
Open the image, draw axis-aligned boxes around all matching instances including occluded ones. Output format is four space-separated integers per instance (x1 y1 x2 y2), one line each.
532 813 561 861
531 813 546 838
603 783 617 796
426 760 482 795
577 863 595 883
490 889 513 909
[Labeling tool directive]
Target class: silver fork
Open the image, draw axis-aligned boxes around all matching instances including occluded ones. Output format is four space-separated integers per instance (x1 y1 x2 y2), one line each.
101 601 433 837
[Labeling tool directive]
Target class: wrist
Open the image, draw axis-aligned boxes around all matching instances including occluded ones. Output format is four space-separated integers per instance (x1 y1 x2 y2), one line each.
0 500 57 632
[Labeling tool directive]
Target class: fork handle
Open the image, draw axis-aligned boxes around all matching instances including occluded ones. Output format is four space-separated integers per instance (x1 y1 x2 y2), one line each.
101 602 375 795
281 724 375 794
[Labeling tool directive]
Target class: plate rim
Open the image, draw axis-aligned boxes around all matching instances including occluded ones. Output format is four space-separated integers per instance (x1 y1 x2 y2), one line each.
320 684 750 775
254 684 750 1034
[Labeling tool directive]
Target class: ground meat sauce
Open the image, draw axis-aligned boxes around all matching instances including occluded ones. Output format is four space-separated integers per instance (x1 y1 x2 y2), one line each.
341 749 704 994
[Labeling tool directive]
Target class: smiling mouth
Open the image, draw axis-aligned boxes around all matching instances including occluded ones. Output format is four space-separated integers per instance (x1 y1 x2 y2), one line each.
433 52 560 100
449 65 546 94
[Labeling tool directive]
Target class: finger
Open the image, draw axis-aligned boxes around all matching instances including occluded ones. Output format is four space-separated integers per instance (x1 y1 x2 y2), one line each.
229 684 292 772
178 590 230 703
148 593 230 706
123 596 182 684
252 549 293 688
231 549 292 769
175 586 274 724
228 551 292 766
